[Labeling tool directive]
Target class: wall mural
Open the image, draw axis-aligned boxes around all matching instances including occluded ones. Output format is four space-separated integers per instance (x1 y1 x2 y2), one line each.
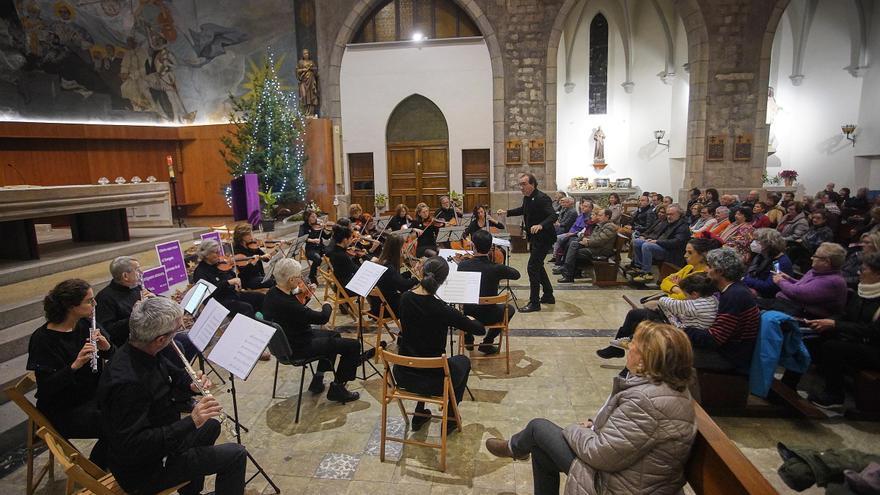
0 0 296 124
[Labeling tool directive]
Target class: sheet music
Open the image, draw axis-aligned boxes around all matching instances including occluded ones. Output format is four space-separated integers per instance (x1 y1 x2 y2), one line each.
492 237 512 248
345 261 388 297
208 314 276 380
437 271 481 304
187 298 230 352
181 280 217 315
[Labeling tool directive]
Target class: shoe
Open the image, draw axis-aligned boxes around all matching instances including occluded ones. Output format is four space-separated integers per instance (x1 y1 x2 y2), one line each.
808 391 844 409
632 272 654 283
479 344 500 355
411 409 432 431
596 346 626 359
610 338 631 350
360 341 387 363
520 303 541 313
308 374 325 394
327 382 360 403
551 266 564 275
540 295 556 304
557 277 574 283
486 438 529 460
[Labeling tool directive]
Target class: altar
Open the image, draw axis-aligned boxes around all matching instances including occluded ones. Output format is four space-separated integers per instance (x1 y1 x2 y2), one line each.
566 188 640 205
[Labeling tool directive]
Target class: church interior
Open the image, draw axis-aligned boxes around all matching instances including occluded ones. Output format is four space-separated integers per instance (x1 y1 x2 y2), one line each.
2 0 880 494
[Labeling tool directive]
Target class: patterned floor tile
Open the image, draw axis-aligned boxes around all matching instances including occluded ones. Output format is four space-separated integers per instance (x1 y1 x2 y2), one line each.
364 416 406 461
314 453 361 480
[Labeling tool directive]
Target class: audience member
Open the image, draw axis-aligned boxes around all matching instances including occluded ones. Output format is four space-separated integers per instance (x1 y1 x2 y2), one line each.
607 192 624 224
844 187 870 215
557 208 618 283
842 232 880 289
752 202 771 228
691 205 718 234
766 242 847 318
709 206 731 237
703 188 720 211
554 196 578 235
630 195 655 233
630 205 690 283
821 191 842 215
719 208 755 260
686 188 702 221
791 210 836 270
688 203 704 230
765 194 786 226
743 228 794 298
659 237 720 299
552 200 593 265
778 202 809 242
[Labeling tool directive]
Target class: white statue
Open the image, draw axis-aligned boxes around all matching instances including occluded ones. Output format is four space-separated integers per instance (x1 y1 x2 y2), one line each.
593 126 606 163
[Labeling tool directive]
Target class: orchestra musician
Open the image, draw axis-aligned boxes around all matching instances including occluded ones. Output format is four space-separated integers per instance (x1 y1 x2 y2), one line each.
299 209 333 284
369 234 419 317
464 205 505 239
27 279 113 467
412 203 442 257
435 196 463 223
192 239 265 319
95 256 153 346
394 257 485 431
327 224 361 298
98 297 247 495
349 203 378 237
387 204 413 232
262 259 377 403
232 224 276 290
456 230 521 353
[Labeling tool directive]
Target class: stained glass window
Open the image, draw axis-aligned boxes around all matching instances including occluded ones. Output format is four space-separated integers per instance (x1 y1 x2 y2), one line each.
589 14 609 115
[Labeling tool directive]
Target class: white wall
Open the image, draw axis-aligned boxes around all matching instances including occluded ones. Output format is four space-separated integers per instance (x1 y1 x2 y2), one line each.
556 0 687 196
768 0 877 195
339 39 493 197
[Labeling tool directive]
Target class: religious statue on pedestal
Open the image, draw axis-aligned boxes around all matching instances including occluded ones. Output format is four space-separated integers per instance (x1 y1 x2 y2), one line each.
593 126 607 170
296 48 319 117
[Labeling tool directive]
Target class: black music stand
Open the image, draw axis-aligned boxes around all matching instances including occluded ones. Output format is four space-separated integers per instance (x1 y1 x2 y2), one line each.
344 261 388 381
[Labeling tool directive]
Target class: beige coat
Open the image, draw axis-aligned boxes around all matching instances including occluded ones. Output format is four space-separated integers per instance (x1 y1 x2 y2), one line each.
562 375 696 495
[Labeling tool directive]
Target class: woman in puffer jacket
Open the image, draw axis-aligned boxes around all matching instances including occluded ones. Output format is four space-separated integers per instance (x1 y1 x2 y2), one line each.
485 322 697 495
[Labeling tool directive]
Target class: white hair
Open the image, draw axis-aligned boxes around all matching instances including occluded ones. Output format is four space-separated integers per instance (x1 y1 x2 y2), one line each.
129 297 183 344
109 256 137 281
197 239 220 260
274 258 303 284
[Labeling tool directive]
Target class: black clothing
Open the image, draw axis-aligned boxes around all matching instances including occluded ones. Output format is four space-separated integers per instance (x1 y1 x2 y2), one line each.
369 263 418 316
327 245 360 293
98 344 245 495
235 245 273 290
387 215 412 232
95 280 142 346
411 218 439 257
508 188 557 304
261 288 362 382
464 217 505 239
434 206 460 223
631 206 656 233
299 223 331 282
192 261 264 317
654 217 691 267
456 256 520 342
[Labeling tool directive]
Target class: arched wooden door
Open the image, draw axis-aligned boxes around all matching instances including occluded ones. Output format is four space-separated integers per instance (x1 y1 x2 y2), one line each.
386 95 449 208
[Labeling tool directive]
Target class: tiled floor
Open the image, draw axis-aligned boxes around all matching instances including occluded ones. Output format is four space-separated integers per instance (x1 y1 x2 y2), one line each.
3 248 880 494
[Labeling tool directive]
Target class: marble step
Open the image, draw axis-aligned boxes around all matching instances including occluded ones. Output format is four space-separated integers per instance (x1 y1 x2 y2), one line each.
0 318 43 365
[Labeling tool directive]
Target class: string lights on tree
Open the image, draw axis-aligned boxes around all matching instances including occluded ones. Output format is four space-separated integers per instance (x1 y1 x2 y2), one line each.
221 49 308 205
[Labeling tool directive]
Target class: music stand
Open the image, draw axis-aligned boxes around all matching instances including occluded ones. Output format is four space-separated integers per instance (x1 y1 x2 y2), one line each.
207 314 280 494
437 226 467 244
344 261 388 380
492 236 520 308
436 270 481 401
182 284 228 385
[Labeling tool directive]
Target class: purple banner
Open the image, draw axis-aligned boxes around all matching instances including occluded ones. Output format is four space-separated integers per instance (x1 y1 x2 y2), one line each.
142 266 170 295
200 231 224 256
155 240 188 286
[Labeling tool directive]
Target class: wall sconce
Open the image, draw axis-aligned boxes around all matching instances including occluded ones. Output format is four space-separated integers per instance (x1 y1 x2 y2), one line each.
842 124 857 147
654 130 670 150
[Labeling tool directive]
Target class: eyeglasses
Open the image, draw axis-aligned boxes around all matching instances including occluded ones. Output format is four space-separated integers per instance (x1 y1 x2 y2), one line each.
811 255 829 261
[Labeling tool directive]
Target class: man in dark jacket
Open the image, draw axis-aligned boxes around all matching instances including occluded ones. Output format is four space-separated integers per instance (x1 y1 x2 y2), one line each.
554 196 578 235
630 204 691 282
498 173 557 312
631 195 656 233
558 208 619 283
95 256 148 346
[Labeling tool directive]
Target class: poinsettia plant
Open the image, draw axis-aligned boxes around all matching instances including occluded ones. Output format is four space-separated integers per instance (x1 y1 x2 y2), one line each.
779 170 799 180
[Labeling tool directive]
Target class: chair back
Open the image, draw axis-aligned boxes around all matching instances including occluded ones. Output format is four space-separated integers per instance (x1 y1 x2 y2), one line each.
5 374 57 438
37 427 112 495
259 318 295 365
378 349 450 374
370 287 400 322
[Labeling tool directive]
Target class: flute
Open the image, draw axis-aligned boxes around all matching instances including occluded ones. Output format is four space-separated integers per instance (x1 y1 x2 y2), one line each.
169 340 235 435
89 307 99 373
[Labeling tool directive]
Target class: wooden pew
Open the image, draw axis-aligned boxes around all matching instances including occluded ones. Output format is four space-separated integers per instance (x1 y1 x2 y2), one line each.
686 402 779 495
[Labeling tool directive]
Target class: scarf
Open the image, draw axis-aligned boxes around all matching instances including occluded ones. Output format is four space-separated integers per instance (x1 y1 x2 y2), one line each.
858 281 880 321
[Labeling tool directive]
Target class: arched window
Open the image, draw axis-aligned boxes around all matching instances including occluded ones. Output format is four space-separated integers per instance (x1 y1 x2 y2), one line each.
589 13 609 115
353 0 481 44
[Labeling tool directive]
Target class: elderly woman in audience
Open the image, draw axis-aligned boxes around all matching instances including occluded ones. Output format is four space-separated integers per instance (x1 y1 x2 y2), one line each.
778 202 810 242
842 232 880 289
688 203 704 230
709 206 731 237
487 322 696 495
764 242 848 318
684 248 760 373
691 205 717 234
659 237 720 300
743 228 794 298
719 207 755 260
806 252 880 408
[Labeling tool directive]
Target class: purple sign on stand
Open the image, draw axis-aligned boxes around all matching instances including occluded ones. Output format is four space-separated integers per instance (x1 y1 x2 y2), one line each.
155 240 188 286
200 232 224 255
142 266 170 295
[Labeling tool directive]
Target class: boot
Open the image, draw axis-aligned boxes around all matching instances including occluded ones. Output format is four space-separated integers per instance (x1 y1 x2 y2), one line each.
327 382 359 403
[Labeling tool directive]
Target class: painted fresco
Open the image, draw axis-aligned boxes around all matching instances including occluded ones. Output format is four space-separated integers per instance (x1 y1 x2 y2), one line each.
0 0 296 123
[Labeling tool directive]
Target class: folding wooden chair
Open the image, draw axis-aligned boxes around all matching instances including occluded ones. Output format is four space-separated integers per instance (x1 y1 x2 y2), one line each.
377 349 462 472
36 427 185 495
457 294 512 374
364 287 401 355
318 257 359 328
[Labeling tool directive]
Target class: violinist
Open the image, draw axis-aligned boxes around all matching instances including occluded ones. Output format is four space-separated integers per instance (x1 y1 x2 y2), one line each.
387 204 413 232
192 239 264 318
232 224 275 290
456 230 521 353
327 225 361 298
464 205 505 239
435 196 463 223
262 259 377 403
369 234 419 317
349 204 378 237
412 203 442 257
298 209 332 284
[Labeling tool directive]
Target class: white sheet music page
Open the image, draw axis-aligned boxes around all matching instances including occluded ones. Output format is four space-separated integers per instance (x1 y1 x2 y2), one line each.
437 271 481 304
208 314 276 380
187 298 230 353
491 237 512 248
345 261 388 297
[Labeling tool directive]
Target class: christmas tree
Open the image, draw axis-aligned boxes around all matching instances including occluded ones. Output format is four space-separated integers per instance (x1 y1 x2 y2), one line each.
221 51 307 205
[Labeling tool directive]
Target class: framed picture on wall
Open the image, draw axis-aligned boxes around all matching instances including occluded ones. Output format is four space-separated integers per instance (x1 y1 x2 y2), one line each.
615 178 632 188
734 134 753 161
594 178 610 188
707 135 725 161
529 139 545 164
506 140 522 165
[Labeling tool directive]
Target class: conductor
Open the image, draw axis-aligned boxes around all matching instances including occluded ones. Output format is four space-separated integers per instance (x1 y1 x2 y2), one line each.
497 173 557 312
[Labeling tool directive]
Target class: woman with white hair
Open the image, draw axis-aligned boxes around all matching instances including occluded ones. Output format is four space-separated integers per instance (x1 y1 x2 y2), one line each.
192 239 264 318
261 258 376 403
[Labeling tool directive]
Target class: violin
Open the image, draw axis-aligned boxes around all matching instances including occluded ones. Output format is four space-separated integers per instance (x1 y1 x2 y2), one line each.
215 255 237 272
232 253 268 267
295 279 317 305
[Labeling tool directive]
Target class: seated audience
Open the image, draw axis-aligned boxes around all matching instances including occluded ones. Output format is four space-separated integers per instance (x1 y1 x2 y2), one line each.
765 194 786 226
557 208 618 283
842 232 880 289
486 322 696 495
743 228 794 298
806 252 880 408
778 202 809 242
95 256 150 346
659 237 719 300
394 257 485 431
719 207 755 260
684 247 760 374
688 202 704 230
691 205 717 234
192 239 264 318
299 209 332 284
553 196 577 235
262 259 373 403
709 206 732 237
752 202 771 228
457 230 521 352
552 200 593 266
28 279 113 467
607 192 623 224
686 187 702 221
843 187 870 216
790 210 835 270
703 187 721 211
98 297 247 495
766 242 847 318
630 195 655 233
630 204 689 283
821 191 842 215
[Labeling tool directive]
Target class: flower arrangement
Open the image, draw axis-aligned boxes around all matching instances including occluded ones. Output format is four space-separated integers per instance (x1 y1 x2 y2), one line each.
779 170 799 180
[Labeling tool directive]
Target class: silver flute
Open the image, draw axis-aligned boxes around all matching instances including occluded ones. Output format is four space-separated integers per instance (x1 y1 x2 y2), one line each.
89 307 99 373
169 340 237 436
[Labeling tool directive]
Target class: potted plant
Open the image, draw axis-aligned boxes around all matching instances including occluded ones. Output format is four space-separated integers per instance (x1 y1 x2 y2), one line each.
258 188 279 232
448 190 463 208
374 193 388 213
779 170 799 187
